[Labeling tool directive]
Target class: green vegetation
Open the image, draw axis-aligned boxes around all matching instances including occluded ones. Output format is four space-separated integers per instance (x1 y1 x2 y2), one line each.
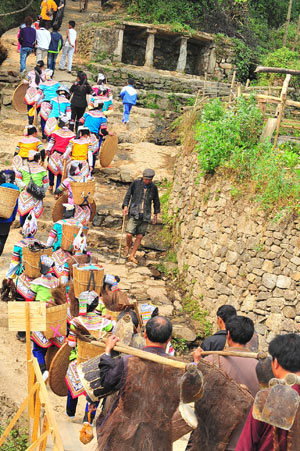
258 47 300 88
194 97 300 212
172 337 189 354
0 427 28 451
182 297 212 337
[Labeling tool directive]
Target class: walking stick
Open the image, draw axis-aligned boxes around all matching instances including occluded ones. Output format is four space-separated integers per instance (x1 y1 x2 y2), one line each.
62 159 67 181
117 214 126 263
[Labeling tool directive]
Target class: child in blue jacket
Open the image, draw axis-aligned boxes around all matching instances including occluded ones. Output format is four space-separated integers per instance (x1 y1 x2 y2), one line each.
120 78 137 124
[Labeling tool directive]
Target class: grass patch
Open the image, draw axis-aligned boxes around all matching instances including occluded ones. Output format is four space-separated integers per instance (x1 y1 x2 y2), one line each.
0 427 28 451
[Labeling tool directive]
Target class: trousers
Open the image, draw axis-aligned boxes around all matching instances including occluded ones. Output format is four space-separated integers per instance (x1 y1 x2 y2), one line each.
48 171 62 189
59 46 75 72
122 103 133 123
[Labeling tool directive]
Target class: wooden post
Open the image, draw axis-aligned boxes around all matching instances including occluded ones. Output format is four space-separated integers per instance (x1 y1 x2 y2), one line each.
237 83 242 97
39 415 49 451
274 74 291 147
202 72 207 100
292 11 300 50
32 387 41 444
228 71 236 104
283 0 293 47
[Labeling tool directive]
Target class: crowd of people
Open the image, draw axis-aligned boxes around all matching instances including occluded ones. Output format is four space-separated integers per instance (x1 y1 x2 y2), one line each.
0 4 299 451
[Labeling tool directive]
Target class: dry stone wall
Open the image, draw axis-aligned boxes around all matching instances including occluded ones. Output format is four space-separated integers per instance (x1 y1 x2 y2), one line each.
169 152 300 350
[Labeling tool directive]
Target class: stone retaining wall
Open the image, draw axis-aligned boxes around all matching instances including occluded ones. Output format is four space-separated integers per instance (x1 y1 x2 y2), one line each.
169 152 300 349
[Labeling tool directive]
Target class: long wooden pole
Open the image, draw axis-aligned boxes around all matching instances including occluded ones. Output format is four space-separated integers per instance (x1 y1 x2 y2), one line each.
255 66 300 76
89 340 267 368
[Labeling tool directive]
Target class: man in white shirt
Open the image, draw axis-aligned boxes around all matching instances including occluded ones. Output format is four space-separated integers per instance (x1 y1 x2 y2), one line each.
36 20 51 63
59 20 77 73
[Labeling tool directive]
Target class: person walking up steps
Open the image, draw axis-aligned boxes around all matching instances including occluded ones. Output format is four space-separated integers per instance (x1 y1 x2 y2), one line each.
18 16 36 73
120 78 137 125
47 24 63 73
122 169 160 264
59 21 77 73
36 21 51 63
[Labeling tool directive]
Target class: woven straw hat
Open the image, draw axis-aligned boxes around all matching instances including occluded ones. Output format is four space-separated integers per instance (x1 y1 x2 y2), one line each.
49 342 72 396
100 134 118 167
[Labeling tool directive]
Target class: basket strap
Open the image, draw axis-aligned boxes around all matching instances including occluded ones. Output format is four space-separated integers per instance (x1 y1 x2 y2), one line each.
87 270 96 291
81 192 90 206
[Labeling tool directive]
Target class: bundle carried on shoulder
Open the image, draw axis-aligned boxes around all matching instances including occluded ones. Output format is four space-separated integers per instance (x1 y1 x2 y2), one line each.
23 242 52 278
0 186 19 219
69 177 95 205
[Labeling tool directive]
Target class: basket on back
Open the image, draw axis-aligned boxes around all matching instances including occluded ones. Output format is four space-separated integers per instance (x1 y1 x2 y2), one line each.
0 186 19 219
23 245 52 278
73 263 104 298
44 303 67 339
70 178 95 205
61 222 88 252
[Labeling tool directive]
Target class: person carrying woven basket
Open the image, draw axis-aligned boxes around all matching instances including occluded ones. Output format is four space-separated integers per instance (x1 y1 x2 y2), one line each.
65 290 114 422
46 115 75 194
79 98 113 170
30 255 66 381
15 150 49 226
63 126 94 177
0 170 19 256
13 126 45 172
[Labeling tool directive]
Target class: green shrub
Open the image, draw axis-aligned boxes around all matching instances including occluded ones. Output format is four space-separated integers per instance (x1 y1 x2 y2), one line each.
196 97 263 174
195 97 300 211
258 47 300 88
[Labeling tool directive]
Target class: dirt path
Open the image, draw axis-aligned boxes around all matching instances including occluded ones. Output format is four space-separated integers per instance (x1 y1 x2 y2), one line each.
0 3 191 450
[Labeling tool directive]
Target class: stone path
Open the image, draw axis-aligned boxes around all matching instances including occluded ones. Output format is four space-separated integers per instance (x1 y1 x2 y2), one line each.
0 2 192 449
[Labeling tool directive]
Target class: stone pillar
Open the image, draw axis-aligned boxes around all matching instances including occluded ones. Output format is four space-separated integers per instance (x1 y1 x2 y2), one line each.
144 29 157 67
113 25 125 62
176 36 188 72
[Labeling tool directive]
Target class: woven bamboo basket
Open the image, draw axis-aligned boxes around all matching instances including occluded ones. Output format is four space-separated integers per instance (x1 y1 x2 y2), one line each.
77 338 104 364
0 186 19 219
23 246 52 278
73 264 104 298
69 178 95 205
44 303 67 339
61 222 88 252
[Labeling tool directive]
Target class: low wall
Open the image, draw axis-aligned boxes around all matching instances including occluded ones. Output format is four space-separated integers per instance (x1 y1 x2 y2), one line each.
169 152 299 349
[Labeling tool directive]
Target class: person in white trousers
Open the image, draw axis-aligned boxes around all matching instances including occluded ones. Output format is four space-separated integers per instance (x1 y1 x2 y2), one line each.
59 20 77 73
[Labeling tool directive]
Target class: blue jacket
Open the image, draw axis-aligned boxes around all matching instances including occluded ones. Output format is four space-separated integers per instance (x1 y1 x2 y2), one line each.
0 183 19 223
40 81 61 102
48 31 63 53
120 85 137 105
83 111 107 135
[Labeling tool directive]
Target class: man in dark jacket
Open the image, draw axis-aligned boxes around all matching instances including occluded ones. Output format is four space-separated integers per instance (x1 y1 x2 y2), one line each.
47 24 63 73
201 304 236 351
122 168 160 264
